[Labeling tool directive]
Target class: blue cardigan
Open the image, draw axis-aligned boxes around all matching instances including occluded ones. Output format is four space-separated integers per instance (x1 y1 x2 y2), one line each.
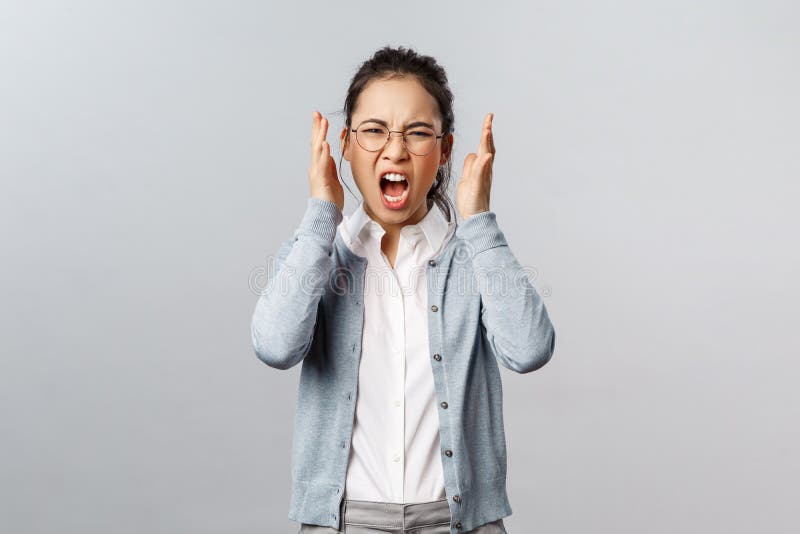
251 197 556 534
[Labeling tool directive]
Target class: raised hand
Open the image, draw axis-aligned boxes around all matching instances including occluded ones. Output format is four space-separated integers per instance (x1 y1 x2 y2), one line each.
456 112 495 220
308 110 344 211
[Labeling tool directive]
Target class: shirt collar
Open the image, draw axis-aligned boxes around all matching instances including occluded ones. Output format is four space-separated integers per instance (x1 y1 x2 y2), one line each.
343 200 454 253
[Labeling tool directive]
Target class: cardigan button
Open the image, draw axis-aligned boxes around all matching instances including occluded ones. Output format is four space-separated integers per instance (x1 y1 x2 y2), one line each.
431 305 438 312
433 353 441 361
428 259 436 267
453 494 461 503
445 449 453 457
440 401 448 409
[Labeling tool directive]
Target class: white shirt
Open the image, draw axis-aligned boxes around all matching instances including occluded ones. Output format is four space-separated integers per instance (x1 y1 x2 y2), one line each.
338 201 456 504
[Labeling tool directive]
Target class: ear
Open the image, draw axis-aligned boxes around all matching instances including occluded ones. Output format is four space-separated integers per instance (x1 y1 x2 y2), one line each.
340 127 351 162
439 133 454 166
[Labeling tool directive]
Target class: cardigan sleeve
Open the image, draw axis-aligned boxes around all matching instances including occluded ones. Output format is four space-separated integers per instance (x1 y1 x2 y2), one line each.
454 210 556 373
251 197 342 370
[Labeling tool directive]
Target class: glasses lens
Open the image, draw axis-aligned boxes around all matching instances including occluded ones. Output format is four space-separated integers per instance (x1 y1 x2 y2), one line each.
404 127 437 155
356 124 389 152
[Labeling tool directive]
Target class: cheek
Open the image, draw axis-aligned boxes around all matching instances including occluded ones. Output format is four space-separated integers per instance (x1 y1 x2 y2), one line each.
416 158 441 185
350 158 377 195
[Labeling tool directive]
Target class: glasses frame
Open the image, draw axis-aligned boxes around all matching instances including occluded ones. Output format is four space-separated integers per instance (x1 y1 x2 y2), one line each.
350 122 446 157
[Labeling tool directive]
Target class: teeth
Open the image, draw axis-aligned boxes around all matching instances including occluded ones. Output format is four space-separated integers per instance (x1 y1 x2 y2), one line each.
383 187 409 203
382 173 407 182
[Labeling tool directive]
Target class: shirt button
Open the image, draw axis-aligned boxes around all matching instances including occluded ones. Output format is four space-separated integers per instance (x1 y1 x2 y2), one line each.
433 353 441 361
440 401 448 409
445 449 453 457
431 305 438 312
455 521 462 529
393 454 401 462
428 259 436 267
453 495 461 503
394 399 401 407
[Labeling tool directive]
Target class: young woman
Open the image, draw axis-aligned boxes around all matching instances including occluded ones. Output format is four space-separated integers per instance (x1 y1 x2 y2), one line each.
251 46 556 534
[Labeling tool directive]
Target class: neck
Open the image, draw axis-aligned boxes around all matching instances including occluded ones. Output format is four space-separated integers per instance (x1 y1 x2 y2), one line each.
365 201 431 238
363 201 430 265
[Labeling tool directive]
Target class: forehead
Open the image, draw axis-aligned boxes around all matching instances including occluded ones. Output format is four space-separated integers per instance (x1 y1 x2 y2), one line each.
353 76 440 127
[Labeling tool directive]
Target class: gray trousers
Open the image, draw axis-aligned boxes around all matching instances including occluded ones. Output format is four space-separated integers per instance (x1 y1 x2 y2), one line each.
299 498 507 534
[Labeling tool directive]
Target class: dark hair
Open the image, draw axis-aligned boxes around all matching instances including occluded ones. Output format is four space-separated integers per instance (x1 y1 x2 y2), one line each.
338 45 456 222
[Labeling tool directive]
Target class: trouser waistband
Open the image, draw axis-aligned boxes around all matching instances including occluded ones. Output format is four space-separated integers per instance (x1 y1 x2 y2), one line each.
342 498 451 529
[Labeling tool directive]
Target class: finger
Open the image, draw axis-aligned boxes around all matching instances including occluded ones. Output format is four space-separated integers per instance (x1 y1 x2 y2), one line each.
482 153 494 177
313 113 327 145
327 145 338 176
311 111 320 154
472 152 491 186
478 113 494 157
312 110 320 141
487 113 495 155
315 116 329 160
317 140 325 170
320 116 329 147
463 152 477 177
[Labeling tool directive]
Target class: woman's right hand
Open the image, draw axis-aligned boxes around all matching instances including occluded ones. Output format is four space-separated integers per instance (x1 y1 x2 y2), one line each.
308 111 344 211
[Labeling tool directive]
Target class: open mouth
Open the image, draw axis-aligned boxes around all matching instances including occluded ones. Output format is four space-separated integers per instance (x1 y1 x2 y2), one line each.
380 172 409 204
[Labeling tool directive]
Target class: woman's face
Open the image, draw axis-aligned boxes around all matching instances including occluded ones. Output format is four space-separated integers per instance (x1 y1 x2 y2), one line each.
340 76 453 230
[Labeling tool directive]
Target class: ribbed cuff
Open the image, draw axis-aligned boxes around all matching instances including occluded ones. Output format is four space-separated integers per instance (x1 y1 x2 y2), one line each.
455 210 508 256
297 197 343 244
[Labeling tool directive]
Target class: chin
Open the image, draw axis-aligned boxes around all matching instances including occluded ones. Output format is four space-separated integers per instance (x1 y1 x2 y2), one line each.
374 195 420 215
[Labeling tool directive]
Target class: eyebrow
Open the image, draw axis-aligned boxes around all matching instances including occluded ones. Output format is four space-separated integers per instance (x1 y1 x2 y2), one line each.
359 118 435 129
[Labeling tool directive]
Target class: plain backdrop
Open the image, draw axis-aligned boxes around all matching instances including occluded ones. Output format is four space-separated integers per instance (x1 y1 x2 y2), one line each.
2 1 798 533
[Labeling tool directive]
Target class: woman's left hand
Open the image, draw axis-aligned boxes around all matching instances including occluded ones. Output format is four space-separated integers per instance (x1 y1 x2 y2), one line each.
456 112 495 220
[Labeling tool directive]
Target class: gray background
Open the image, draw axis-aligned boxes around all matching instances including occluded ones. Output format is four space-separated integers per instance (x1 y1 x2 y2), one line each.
2 1 798 533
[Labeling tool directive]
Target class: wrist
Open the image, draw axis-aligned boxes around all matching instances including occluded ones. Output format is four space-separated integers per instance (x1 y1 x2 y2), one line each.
310 191 343 211
298 197 343 244
455 209 507 257
460 207 490 221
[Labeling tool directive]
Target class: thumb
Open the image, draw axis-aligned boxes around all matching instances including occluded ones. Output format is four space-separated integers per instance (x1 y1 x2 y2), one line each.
462 152 478 175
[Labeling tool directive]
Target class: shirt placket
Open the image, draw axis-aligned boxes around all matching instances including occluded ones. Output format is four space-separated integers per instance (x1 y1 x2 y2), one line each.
395 231 424 503
380 234 407 503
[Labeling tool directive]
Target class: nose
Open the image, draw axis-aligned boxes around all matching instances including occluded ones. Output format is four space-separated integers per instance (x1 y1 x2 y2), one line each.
382 131 409 159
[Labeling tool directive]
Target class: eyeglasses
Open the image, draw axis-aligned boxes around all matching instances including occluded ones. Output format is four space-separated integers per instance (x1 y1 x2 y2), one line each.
350 121 445 156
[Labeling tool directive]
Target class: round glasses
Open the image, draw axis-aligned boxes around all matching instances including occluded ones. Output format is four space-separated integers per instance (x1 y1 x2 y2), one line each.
351 121 445 156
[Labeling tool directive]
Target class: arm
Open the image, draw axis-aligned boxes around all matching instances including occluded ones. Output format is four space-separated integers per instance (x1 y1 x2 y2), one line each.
250 197 342 370
455 210 556 374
